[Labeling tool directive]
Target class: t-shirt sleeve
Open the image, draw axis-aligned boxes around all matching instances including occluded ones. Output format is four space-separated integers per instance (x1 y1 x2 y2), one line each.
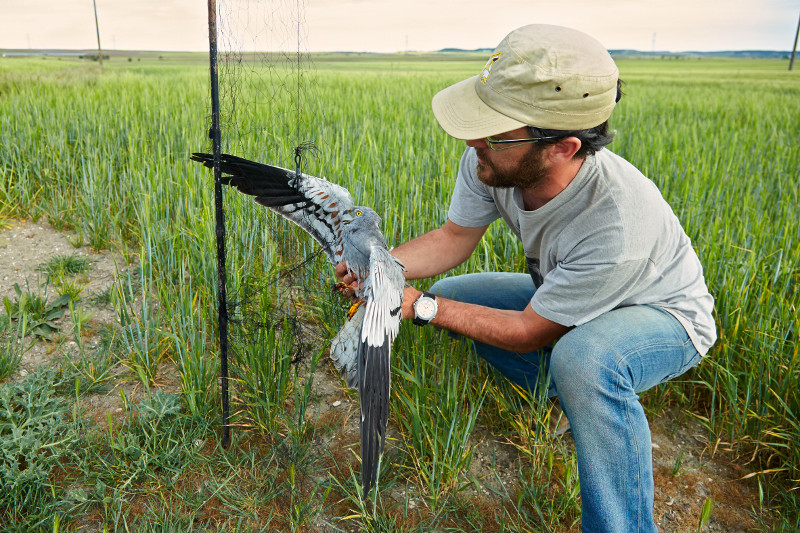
447 148 501 227
530 257 657 327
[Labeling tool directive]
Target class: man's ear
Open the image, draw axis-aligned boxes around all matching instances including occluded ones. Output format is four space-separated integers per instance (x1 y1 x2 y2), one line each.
547 137 582 163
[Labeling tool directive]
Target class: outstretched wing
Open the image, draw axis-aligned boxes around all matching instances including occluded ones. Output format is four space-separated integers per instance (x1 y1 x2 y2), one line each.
191 152 354 265
358 245 405 492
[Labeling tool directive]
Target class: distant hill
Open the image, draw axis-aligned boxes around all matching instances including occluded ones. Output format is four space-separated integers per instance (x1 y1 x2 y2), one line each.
438 48 791 59
438 48 494 54
609 49 791 59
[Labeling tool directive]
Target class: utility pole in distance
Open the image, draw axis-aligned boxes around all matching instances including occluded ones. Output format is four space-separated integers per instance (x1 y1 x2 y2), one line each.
790 10 799 71
93 0 103 68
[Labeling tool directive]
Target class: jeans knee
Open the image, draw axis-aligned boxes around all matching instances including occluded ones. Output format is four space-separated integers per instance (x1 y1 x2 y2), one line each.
429 277 458 299
550 333 589 387
550 333 623 408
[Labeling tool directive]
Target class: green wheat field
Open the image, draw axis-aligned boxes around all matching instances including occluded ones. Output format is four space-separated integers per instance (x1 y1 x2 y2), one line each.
0 53 798 531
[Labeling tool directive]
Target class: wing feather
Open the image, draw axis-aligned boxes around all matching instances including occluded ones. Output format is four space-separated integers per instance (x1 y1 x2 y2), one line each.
361 247 404 347
191 152 354 265
357 246 404 492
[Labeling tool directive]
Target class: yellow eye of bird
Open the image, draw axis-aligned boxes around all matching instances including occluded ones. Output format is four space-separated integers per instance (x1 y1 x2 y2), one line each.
355 210 362 217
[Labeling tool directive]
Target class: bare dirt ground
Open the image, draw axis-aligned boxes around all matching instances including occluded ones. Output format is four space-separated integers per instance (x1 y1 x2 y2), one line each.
0 219 766 532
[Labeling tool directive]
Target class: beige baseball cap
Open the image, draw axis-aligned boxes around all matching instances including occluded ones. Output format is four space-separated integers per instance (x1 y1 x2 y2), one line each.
432 24 619 139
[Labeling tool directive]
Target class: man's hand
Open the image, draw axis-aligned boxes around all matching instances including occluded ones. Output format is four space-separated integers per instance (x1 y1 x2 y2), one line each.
334 261 359 298
336 260 423 319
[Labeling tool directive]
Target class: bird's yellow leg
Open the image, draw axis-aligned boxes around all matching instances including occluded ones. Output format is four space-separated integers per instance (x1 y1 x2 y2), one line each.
347 299 365 320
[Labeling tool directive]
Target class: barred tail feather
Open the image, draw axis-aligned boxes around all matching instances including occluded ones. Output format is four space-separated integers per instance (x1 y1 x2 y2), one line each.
358 337 390 493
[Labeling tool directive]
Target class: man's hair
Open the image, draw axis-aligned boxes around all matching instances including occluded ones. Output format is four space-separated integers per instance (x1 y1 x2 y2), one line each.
528 79 624 159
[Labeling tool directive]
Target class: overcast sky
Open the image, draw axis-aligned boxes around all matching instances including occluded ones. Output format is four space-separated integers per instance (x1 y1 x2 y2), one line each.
2 0 798 53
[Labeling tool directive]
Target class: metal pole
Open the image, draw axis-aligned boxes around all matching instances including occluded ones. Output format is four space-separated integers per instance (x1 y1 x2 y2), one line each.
790 10 800 71
92 0 103 68
207 0 231 449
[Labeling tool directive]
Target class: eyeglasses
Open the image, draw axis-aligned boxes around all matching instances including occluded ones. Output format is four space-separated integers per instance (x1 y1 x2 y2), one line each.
486 134 562 151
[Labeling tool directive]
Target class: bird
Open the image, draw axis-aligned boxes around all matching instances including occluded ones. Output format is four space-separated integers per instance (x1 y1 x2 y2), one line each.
191 152 405 493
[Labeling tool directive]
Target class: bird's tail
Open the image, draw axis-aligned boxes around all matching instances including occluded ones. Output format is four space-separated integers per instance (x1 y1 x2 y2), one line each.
358 338 390 494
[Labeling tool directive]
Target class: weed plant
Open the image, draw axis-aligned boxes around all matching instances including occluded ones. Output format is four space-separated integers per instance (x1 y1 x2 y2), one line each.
3 281 70 339
0 368 79 530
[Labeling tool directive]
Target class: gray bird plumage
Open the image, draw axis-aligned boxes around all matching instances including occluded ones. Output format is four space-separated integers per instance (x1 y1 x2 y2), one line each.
191 152 405 493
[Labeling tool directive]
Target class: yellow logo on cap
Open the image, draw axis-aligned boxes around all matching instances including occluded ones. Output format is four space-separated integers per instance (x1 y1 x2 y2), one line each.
480 52 501 85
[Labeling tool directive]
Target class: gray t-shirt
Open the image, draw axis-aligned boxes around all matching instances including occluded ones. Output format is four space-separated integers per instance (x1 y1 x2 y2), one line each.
448 147 717 356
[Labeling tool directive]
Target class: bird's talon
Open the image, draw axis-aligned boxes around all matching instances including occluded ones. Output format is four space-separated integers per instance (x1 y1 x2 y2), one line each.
333 281 357 298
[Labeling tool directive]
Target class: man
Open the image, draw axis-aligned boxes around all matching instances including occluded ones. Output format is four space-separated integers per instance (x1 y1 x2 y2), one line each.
339 24 715 532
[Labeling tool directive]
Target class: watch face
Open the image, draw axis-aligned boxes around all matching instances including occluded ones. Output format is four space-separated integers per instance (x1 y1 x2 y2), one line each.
416 298 436 319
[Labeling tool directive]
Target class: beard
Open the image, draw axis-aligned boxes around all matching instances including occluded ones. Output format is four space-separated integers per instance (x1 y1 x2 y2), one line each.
475 146 549 189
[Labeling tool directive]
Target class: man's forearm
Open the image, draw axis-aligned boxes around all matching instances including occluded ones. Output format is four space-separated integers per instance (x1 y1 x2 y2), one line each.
392 219 572 352
391 229 465 279
392 220 488 280
402 285 570 353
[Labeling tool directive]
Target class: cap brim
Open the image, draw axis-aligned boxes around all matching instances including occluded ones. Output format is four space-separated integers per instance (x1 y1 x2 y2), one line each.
431 75 527 140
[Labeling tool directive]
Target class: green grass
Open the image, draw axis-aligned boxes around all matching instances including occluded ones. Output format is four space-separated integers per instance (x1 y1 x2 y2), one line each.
37 253 92 279
0 53 798 530
0 316 25 381
37 254 93 303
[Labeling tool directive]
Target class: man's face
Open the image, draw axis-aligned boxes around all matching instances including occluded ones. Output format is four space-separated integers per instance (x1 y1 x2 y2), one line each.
466 127 551 189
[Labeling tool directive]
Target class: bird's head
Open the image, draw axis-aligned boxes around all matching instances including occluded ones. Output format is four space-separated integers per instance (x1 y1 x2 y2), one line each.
344 206 381 228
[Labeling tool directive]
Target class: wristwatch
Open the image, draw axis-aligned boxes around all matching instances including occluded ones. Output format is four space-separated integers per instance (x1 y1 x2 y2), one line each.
412 292 438 326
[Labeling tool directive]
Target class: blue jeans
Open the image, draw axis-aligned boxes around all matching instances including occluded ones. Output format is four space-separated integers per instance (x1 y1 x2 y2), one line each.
431 273 702 533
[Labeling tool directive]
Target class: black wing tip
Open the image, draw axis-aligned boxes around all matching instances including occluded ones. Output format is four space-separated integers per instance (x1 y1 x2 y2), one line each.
189 152 212 167
190 152 294 174
189 152 300 198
